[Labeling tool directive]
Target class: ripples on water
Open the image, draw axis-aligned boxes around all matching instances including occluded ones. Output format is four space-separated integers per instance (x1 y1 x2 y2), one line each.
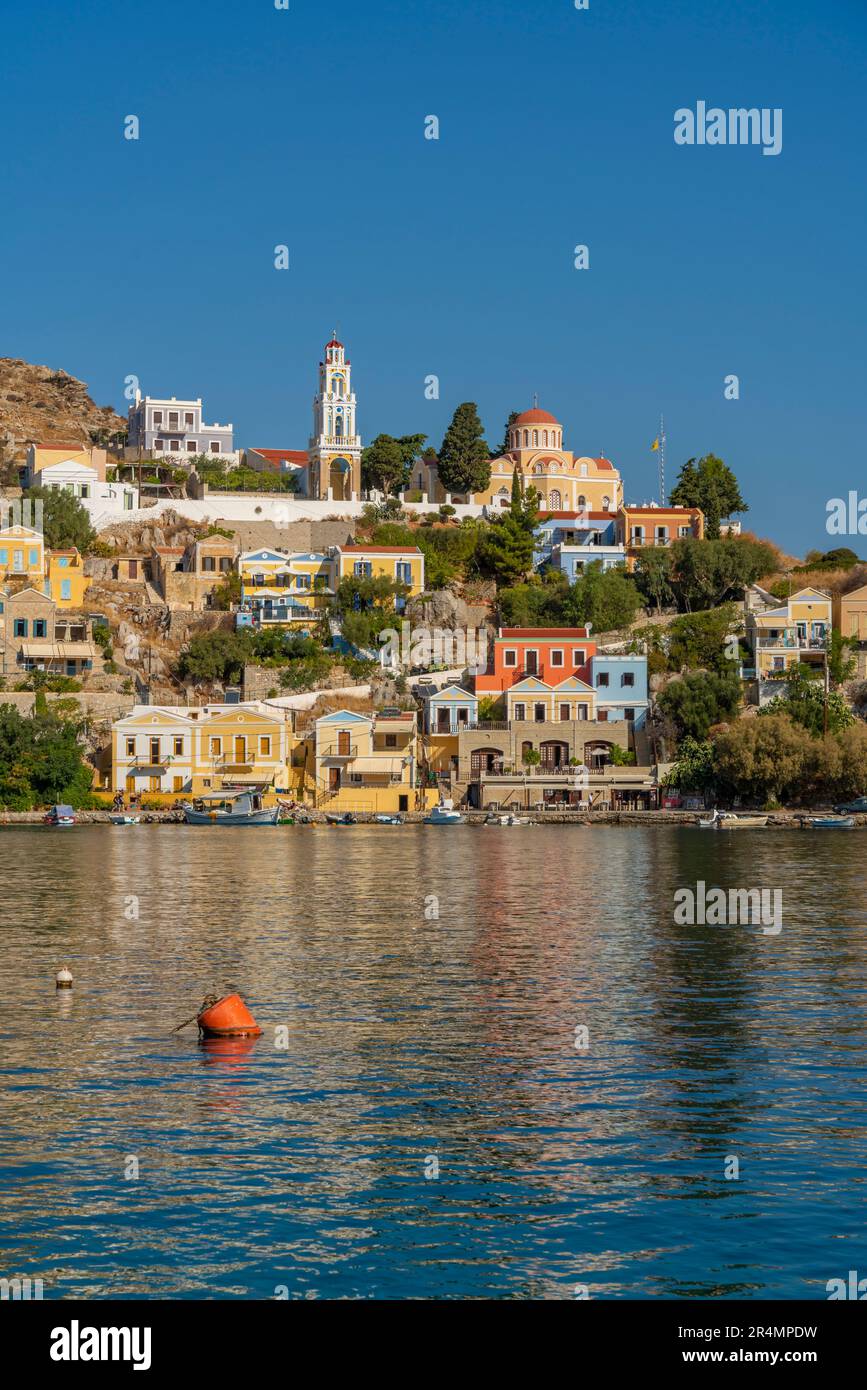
0 824 865 1299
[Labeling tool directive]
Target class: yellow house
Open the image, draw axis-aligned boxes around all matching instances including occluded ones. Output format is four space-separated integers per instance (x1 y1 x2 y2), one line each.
505 676 598 722
331 545 425 596
47 549 90 608
314 707 436 812
111 701 298 799
0 524 46 584
747 587 832 679
833 583 867 677
238 547 332 627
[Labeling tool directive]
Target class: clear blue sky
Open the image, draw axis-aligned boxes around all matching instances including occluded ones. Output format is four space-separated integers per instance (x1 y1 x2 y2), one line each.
2 0 865 555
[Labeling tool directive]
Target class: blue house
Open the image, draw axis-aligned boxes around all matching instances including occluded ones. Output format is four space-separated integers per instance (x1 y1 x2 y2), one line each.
422 683 479 735
589 654 649 729
535 510 626 576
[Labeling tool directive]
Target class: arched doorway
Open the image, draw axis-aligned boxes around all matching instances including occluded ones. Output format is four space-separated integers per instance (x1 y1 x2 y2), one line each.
470 747 503 776
584 740 614 770
540 740 569 770
329 456 352 500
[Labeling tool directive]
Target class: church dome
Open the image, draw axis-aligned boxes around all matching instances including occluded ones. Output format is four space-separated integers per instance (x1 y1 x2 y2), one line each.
514 407 560 427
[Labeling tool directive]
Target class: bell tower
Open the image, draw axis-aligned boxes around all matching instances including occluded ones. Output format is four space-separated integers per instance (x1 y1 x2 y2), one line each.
308 334 362 500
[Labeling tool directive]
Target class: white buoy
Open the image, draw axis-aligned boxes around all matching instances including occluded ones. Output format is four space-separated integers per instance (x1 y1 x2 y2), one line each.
56 967 73 990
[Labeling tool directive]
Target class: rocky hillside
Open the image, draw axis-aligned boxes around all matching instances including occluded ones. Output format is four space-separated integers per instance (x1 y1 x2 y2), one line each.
0 358 125 456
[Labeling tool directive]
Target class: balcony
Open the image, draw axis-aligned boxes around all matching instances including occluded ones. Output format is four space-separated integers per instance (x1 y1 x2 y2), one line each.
756 633 827 650
319 742 358 761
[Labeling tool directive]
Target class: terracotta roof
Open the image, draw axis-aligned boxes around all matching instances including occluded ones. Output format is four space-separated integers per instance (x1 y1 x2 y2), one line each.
153 546 185 555
498 627 592 639
340 545 422 554
514 407 560 427
250 448 308 466
624 505 700 515
325 338 344 349
595 457 615 471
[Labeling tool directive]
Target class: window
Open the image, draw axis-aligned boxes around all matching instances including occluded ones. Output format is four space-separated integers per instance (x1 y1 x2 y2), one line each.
655 526 668 544
621 672 635 687
170 440 180 452
631 526 645 544
219 556 232 573
503 650 517 667
550 650 564 667
385 734 397 748
13 618 27 637
395 561 412 584
61 580 71 600
259 736 271 757
678 525 690 538
625 709 635 722
580 463 588 477
125 737 135 757
513 703 526 721
185 413 194 428
353 561 372 577
597 672 609 687
29 548 39 566
80 484 89 499
187 441 197 453
0 549 6 565
602 495 611 510
572 649 585 666
154 439 164 452
168 412 179 429
457 707 469 724
210 442 221 454
559 703 570 721
577 703 588 720
534 703 546 722
34 619 47 638
150 738 161 763
173 775 185 792
210 737 222 757
153 411 163 425
13 550 23 571
174 737 184 755
57 556 69 567
202 556 216 572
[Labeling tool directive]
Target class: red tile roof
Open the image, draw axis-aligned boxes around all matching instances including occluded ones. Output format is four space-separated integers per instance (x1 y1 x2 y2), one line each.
595 457 614 471
250 448 308 466
514 407 560 427
624 505 700 515
33 442 88 451
498 627 592 639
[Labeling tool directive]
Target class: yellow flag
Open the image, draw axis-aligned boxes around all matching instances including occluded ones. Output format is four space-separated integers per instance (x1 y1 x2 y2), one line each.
650 438 659 451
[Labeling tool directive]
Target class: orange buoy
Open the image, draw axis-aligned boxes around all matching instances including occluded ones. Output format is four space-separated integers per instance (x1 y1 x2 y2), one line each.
196 993 262 1039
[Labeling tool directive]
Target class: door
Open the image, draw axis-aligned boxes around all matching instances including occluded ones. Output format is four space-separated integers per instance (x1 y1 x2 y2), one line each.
329 767 341 791
398 795 408 812
129 560 138 579
436 708 451 733
150 737 160 764
525 651 538 674
235 735 246 763
337 730 351 755
559 704 570 721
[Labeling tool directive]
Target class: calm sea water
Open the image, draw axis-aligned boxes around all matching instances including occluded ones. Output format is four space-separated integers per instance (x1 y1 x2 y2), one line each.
0 823 865 1300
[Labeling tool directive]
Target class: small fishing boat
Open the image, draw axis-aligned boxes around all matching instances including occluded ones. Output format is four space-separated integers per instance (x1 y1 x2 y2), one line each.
110 814 141 825
698 810 769 829
373 813 403 824
183 790 279 826
805 814 854 830
44 804 75 827
425 800 465 825
325 811 357 825
484 812 529 826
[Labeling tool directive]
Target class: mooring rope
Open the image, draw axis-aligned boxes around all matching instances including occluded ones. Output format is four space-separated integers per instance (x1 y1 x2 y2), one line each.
171 993 222 1033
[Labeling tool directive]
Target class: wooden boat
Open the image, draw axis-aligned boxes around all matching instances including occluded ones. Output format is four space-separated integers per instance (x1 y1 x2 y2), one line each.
325 811 357 825
373 813 403 824
183 790 279 826
805 814 854 830
43 804 75 827
698 810 769 829
110 814 141 825
425 801 465 825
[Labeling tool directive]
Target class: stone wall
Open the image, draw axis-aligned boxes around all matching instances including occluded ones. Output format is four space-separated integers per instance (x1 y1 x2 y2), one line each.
0 691 136 721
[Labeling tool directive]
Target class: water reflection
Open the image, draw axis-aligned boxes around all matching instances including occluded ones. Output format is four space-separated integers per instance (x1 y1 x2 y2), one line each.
0 825 865 1299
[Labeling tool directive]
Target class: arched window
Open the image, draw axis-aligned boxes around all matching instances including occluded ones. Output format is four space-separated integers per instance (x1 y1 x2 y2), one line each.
523 430 529 446
549 488 562 510
577 494 586 508
580 463 588 477
543 430 548 446
602 495 610 511
534 464 543 475
335 413 344 438
533 430 539 446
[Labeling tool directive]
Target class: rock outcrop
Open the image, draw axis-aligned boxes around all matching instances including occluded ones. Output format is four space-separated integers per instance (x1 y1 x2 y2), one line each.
0 358 125 455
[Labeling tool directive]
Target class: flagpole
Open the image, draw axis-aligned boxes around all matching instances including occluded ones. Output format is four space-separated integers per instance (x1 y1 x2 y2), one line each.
659 413 666 505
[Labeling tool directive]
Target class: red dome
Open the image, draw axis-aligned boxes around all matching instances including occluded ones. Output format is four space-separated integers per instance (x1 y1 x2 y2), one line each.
514 407 560 427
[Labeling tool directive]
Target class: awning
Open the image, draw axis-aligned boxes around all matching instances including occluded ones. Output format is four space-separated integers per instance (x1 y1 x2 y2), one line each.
348 756 407 775
18 640 97 658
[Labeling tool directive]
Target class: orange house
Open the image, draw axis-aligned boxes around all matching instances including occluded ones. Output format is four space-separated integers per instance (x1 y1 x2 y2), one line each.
474 627 597 694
